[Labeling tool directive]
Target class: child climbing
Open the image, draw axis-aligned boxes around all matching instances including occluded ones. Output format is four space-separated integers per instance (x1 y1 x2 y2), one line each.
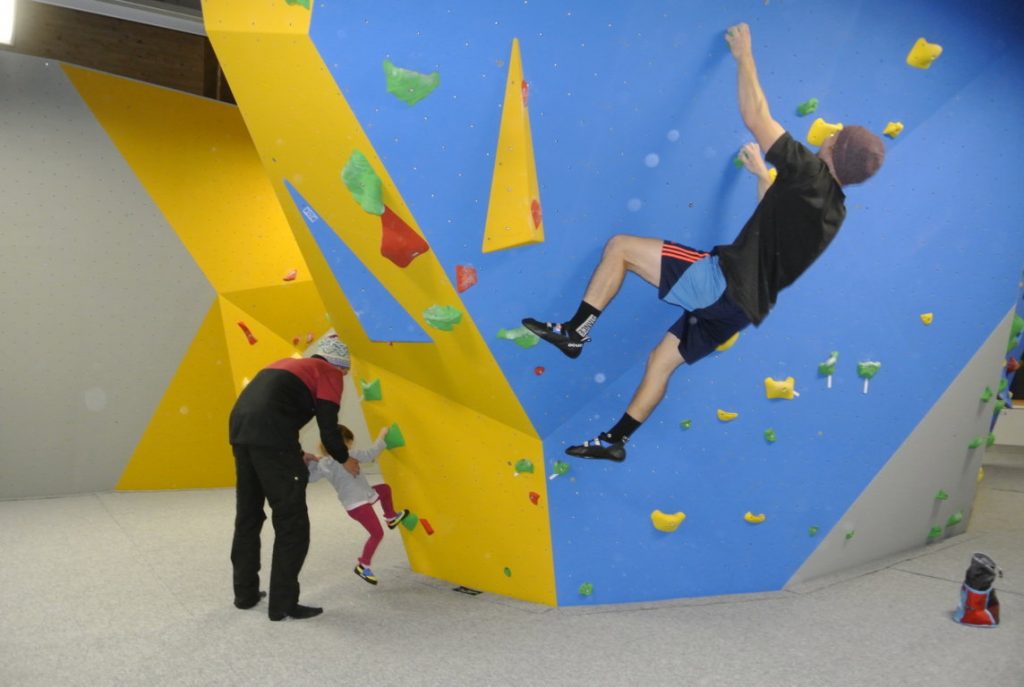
522 21 886 462
306 425 409 585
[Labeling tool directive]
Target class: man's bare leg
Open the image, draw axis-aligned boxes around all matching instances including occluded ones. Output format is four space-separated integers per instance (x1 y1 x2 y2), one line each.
523 235 664 358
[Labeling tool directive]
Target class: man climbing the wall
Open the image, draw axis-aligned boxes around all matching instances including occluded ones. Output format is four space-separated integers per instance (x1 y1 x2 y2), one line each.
522 22 885 462
229 334 358 621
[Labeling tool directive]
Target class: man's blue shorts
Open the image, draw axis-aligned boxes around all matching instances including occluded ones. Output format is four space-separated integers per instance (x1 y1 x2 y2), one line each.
657 240 751 364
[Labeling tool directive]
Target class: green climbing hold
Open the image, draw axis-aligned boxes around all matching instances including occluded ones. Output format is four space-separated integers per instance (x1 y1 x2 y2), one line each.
934 489 949 501
578 582 594 597
857 361 882 379
401 511 419 531
999 378 1008 393
986 433 997 447
552 460 570 476
514 459 534 474
360 378 382 401
341 150 384 215
927 526 943 539
680 419 693 430
383 59 440 106
796 97 819 116
946 511 963 528
968 436 984 449
818 351 839 376
764 428 777 443
284 0 310 8
733 155 745 168
384 423 405 449
845 530 856 540
423 305 463 331
1011 314 1024 339
497 326 540 349
994 400 1007 413
981 386 994 403
808 526 819 537
503 567 512 578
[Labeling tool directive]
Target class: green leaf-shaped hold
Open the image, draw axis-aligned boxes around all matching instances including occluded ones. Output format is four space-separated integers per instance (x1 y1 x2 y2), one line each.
503 567 512 577
514 459 534 474
341 150 384 215
968 436 984 449
796 97 819 116
927 526 943 539
578 582 594 597
284 0 310 9
934 489 949 501
401 511 419 531
680 419 693 430
845 530 856 540
360 378 382 401
384 423 405 449
946 511 963 528
999 378 1008 393
497 326 540 349
383 59 440 106
424 305 463 331
764 428 777 443
986 433 997 447
981 386 994 403
818 351 839 376
857 361 881 379
552 460 570 476
808 526 820 537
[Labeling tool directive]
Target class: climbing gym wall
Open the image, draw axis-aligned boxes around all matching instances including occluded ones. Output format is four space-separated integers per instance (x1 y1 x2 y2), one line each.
202 0 1023 606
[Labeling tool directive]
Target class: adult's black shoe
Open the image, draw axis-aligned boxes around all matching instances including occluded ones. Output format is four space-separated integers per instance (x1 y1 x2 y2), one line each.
565 438 626 462
269 604 323 621
522 318 589 359
233 591 266 610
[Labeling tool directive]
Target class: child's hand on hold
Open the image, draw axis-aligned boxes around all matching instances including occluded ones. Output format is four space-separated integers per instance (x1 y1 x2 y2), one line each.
739 142 770 179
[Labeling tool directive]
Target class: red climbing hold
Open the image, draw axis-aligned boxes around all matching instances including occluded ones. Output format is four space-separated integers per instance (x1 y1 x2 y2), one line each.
529 491 540 505
420 518 435 535
521 79 529 107
456 264 478 293
534 366 545 376
1009 357 1020 373
292 336 301 346
282 269 298 282
237 321 258 345
380 206 430 268
531 199 542 229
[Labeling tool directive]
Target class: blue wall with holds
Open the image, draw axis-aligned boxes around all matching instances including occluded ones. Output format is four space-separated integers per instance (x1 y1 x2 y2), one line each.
309 0 1024 604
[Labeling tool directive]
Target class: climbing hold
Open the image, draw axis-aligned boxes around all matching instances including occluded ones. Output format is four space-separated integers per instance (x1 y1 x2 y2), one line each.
420 518 434 535
514 458 534 475
1008 357 1020 373
733 155 745 168
986 433 997 447
807 118 843 146
455 264 478 293
808 526 820 537
796 97 819 116
651 510 686 533
423 305 463 331
981 386 994 403
845 530 856 540
384 423 405 449
927 526 943 539
920 312 934 325
819 351 839 388
578 582 594 597
906 37 943 69
401 511 419 531
935 489 949 501
968 436 984 449
716 331 740 352
534 366 545 376
744 512 766 524
977 467 985 483
531 198 543 229
764 376 798 400
680 419 693 430
306 332 315 344
284 0 310 8
764 428 777 443
717 409 739 422
946 511 963 528
282 268 298 281
237 321 258 345
994 399 1007 413
503 567 512 577
380 206 430 267
497 326 540 349
382 59 440 106
883 121 904 138
341 150 384 215
360 378 382 401
767 167 778 183
999 378 1008 393
549 460 570 480
292 336 301 346
857 361 881 394
528 491 540 505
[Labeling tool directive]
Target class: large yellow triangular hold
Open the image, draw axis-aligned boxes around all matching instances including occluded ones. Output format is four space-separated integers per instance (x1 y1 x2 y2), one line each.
482 38 544 253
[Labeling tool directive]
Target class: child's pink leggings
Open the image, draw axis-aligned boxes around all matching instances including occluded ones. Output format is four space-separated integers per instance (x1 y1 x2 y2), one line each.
346 484 397 567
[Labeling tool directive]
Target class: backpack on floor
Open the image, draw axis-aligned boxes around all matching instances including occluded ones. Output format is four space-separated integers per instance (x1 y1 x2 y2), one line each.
953 553 1002 627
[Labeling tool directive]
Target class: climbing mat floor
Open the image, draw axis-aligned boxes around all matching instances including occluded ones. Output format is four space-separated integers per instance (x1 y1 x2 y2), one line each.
1 463 1020 687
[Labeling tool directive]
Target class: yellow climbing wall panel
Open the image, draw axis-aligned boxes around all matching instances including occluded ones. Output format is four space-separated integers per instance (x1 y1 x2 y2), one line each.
482 38 545 253
204 0 555 605
64 65 332 489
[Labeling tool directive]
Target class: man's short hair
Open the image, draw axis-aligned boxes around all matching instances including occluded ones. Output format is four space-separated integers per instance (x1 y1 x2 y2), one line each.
832 125 885 185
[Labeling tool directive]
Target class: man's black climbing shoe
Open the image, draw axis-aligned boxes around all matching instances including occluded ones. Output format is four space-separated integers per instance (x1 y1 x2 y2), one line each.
269 603 323 621
234 590 266 610
522 318 589 359
565 438 626 462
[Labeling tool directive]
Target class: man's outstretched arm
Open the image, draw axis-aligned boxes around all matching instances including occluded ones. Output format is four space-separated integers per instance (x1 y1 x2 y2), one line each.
726 22 784 152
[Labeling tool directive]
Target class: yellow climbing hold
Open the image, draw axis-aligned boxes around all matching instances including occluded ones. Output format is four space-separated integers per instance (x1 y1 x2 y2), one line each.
920 312 934 325
906 37 943 69
651 510 686 533
977 466 985 483
744 512 766 524
767 167 778 183
764 376 798 400
716 331 741 352
883 121 904 138
807 118 843 147
717 409 739 422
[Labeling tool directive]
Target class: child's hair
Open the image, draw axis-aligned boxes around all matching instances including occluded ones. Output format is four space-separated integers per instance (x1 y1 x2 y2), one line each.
337 424 355 442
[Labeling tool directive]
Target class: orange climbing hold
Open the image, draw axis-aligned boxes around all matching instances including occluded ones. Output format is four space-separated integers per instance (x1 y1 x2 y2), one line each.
237 321 258 345
456 264 478 293
380 206 430 268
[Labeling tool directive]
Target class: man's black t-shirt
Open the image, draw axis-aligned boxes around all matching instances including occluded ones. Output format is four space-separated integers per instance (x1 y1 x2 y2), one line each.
715 132 846 325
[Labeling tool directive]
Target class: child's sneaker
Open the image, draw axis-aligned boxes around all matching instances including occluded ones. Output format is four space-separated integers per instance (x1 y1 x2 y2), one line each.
522 318 589 359
386 509 409 530
353 563 378 585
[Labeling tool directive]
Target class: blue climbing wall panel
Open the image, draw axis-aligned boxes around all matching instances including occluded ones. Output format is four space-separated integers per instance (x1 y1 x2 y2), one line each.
307 0 1024 604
